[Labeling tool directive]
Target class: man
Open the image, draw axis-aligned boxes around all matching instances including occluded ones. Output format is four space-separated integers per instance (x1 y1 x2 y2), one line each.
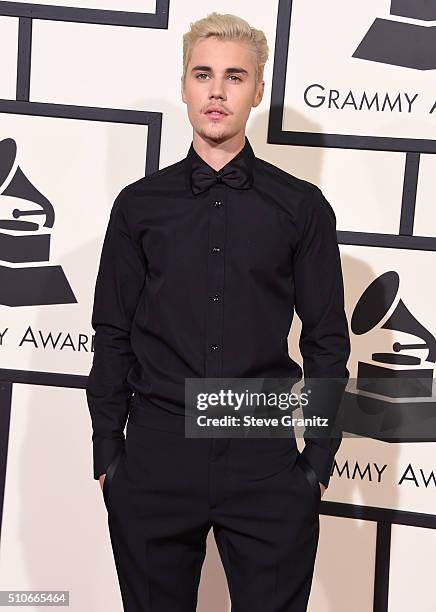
86 11 350 612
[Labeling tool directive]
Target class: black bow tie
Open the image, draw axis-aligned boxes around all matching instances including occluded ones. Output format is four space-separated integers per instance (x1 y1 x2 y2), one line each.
190 156 252 195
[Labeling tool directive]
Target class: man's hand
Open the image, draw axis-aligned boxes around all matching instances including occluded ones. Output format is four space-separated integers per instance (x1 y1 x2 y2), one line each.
98 473 106 491
319 482 326 498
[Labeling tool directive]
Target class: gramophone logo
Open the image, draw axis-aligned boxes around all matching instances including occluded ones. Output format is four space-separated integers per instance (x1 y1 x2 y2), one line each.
353 0 436 70
351 271 436 400
0 137 76 306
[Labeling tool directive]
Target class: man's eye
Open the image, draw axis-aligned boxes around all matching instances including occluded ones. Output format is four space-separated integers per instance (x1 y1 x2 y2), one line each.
194 74 241 81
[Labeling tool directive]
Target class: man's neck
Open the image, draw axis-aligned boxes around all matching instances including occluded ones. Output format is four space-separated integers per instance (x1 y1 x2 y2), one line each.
192 132 246 171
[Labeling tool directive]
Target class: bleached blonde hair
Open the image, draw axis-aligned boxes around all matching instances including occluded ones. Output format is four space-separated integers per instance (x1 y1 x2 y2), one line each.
182 12 269 88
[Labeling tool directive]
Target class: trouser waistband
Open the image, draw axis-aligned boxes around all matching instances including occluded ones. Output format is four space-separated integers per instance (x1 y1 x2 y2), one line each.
127 395 195 435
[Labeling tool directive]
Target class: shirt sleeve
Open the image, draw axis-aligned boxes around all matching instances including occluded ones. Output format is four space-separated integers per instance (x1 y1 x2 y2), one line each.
292 186 351 489
86 187 147 480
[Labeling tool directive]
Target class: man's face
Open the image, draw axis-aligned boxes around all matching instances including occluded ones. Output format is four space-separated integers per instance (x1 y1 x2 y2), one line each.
181 36 264 144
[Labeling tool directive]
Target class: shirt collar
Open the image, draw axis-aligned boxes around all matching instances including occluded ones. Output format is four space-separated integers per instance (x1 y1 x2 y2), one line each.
184 135 255 192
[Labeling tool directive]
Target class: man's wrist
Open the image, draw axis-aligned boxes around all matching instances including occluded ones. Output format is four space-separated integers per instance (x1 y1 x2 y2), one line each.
300 441 336 489
93 437 125 480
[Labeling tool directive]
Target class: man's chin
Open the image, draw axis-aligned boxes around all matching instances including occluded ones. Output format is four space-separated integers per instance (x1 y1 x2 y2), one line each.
196 126 233 144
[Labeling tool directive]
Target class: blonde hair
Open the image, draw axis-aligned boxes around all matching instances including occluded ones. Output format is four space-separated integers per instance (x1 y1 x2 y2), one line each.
182 12 269 88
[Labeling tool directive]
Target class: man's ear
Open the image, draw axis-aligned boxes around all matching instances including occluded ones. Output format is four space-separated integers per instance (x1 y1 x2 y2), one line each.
181 75 186 104
253 80 265 108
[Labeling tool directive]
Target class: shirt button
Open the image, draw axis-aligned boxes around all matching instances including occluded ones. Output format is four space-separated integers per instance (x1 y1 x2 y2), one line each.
211 294 220 302
213 201 222 208
211 246 221 253
210 344 219 351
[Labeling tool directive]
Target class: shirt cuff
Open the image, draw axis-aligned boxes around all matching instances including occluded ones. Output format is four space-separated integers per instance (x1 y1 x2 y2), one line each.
300 440 337 489
92 436 125 480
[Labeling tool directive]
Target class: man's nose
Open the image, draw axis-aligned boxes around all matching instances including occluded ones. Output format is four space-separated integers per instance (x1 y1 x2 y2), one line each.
208 79 226 100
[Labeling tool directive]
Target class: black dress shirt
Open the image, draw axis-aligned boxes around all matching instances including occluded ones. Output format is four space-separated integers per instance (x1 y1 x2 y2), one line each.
86 136 351 488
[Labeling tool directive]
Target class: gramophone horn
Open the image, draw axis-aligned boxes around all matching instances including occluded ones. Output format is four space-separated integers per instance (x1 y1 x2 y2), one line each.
382 299 436 363
351 271 399 335
0 137 55 228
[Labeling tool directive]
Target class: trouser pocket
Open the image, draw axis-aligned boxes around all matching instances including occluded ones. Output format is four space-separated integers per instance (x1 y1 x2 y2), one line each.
102 451 124 508
296 453 321 504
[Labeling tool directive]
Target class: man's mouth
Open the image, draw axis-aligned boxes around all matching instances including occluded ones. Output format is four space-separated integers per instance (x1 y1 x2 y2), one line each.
205 109 228 119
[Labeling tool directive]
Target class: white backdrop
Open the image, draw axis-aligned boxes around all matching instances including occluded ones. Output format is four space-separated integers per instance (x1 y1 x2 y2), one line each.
0 1 435 611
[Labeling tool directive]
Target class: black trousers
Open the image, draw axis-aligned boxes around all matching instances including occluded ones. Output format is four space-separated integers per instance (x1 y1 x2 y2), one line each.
102 399 321 612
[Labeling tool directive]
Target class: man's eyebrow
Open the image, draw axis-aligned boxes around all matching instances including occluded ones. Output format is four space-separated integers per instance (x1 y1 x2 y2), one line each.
191 65 249 75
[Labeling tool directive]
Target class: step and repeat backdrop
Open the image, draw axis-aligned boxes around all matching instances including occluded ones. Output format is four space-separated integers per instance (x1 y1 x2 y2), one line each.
0 1 435 611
